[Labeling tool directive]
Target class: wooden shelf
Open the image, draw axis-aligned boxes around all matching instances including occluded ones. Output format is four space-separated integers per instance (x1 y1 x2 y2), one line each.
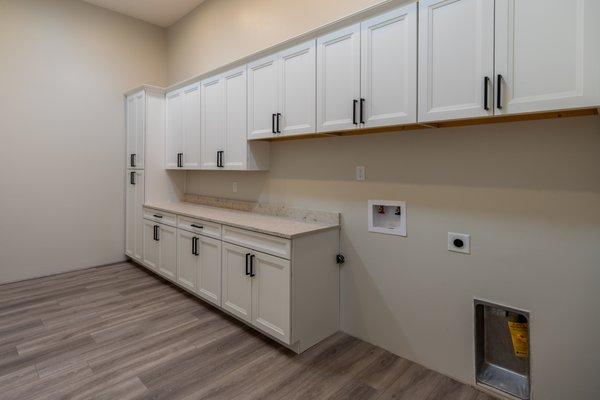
260 108 599 142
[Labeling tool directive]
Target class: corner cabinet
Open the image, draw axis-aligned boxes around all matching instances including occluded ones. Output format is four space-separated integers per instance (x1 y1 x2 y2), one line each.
317 2 418 132
137 206 340 353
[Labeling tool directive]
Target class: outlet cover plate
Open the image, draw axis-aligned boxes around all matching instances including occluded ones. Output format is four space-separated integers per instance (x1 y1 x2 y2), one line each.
448 232 470 254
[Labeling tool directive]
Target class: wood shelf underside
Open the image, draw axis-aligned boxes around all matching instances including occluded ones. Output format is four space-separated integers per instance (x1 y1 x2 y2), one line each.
262 108 599 142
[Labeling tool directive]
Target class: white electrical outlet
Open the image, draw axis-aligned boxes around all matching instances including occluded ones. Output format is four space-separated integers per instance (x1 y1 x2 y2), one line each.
356 166 366 181
232 182 238 193
448 232 470 254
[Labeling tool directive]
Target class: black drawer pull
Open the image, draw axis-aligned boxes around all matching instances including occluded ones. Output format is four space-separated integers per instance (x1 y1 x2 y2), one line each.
153 214 163 219
190 224 203 229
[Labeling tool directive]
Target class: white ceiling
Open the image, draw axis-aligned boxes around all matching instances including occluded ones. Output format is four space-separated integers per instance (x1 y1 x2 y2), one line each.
81 0 206 27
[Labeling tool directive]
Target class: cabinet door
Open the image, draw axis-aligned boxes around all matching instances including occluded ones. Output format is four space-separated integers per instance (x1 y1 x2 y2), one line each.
165 90 183 169
418 0 494 122
223 67 248 170
158 224 177 281
142 220 159 271
278 40 317 137
197 236 222 306
221 243 252 323
182 83 201 168
133 171 144 261
251 251 291 344
125 172 136 258
495 0 600 114
177 230 198 291
126 90 145 169
317 24 361 133
361 4 417 127
247 55 279 140
201 75 224 169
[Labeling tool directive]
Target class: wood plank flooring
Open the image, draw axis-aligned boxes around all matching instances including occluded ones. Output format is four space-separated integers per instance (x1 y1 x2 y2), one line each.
0 262 498 400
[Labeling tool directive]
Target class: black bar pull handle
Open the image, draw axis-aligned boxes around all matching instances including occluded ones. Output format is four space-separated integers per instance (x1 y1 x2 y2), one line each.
497 74 503 110
483 76 490 111
245 253 251 276
191 237 196 255
153 214 163 219
153 225 159 241
352 100 358 125
130 154 135 167
249 254 256 277
190 224 203 229
272 114 276 134
276 113 281 133
130 171 135 185
359 98 365 124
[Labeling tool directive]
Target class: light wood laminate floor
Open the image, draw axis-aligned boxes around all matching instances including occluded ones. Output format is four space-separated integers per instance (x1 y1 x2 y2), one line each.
0 262 498 400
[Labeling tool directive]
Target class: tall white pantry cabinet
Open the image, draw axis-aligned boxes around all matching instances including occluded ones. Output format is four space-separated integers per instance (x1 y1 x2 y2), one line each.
125 88 166 264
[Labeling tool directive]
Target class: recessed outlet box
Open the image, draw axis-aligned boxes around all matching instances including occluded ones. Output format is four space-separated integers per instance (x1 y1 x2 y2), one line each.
448 232 470 254
368 200 406 237
356 166 366 181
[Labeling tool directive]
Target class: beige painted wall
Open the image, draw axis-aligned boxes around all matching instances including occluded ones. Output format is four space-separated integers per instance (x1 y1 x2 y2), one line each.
0 0 167 283
168 0 600 398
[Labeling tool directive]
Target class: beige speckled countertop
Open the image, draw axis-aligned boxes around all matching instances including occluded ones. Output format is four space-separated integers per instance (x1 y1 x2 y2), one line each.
144 202 339 239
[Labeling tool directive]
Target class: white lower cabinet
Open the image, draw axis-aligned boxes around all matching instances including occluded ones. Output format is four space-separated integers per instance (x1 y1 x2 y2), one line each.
251 251 291 344
125 170 144 261
142 219 177 279
137 208 339 353
221 242 253 322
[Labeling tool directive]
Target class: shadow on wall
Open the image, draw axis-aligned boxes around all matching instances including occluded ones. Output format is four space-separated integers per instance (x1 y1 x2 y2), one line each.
186 116 600 202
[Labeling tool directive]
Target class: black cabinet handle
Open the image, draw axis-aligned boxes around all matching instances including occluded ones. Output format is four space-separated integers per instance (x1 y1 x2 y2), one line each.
130 154 136 168
192 237 199 256
153 225 159 241
497 74 503 110
177 153 184 167
359 98 365 124
130 171 136 185
249 254 256 277
153 214 163 219
276 113 281 133
272 114 276 134
190 224 203 229
352 100 358 125
483 76 490 111
245 253 251 276
216 151 224 168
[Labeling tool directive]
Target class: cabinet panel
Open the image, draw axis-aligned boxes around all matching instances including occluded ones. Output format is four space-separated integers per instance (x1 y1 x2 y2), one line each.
251 251 291 344
197 236 222 306
223 67 247 170
165 90 183 169
158 224 177 280
126 90 145 169
221 242 252 322
177 230 197 291
247 56 279 140
361 4 417 127
182 83 201 168
142 219 159 271
125 172 136 258
418 0 494 122
317 24 361 133
201 75 224 169
278 40 317 137
495 0 600 114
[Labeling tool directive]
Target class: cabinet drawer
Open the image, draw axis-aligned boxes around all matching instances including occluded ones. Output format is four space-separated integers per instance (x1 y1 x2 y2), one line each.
178 215 222 239
143 207 177 227
222 226 291 259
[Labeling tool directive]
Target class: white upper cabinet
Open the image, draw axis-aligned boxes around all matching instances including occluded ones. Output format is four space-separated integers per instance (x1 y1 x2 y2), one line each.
166 83 200 169
165 89 183 169
360 4 417 127
248 40 317 140
418 0 495 122
277 40 317 137
317 24 361 133
182 83 201 168
200 75 224 169
223 66 248 169
494 0 600 114
247 55 279 140
126 90 145 169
